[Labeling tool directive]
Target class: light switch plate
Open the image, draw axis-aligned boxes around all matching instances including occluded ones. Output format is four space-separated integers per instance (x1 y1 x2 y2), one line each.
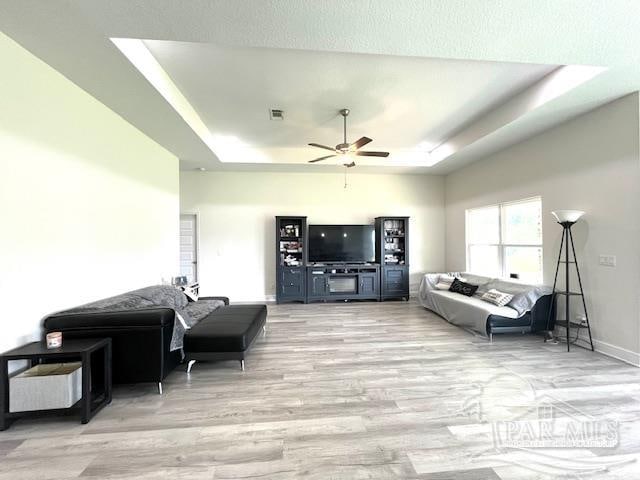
599 255 617 267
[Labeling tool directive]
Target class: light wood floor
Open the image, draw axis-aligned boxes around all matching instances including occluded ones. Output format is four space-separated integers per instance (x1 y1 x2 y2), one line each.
2 300 640 479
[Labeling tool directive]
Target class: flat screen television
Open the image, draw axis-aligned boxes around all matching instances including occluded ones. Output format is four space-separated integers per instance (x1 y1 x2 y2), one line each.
308 225 375 263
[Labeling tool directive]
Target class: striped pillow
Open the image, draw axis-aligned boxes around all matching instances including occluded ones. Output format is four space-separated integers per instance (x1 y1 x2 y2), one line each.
435 274 460 290
481 289 514 307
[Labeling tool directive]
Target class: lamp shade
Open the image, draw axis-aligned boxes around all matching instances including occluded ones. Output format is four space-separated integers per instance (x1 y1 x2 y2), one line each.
551 210 585 223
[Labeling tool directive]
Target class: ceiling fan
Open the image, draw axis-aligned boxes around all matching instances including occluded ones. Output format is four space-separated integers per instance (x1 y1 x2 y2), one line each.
308 108 389 167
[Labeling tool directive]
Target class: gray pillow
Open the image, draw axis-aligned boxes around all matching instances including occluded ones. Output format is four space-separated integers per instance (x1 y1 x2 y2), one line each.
507 293 531 316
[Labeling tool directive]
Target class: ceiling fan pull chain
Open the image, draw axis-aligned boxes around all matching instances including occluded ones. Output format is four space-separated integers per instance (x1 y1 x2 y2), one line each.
344 167 348 189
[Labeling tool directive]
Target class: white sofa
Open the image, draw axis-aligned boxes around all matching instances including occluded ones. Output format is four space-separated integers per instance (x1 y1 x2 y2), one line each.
418 273 553 340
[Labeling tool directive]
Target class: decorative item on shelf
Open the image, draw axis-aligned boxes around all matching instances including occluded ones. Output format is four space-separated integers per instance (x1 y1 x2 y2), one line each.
45 331 62 349
280 240 302 253
384 254 399 264
544 210 594 351
283 255 301 266
282 224 299 237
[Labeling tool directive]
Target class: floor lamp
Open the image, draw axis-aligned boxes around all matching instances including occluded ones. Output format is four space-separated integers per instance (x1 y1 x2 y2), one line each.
545 210 594 352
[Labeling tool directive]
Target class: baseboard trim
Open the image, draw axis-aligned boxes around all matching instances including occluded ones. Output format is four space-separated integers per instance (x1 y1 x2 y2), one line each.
230 295 276 305
593 339 640 367
555 325 640 367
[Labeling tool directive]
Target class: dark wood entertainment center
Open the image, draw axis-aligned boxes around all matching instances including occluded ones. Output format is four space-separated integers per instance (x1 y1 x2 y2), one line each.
275 216 409 304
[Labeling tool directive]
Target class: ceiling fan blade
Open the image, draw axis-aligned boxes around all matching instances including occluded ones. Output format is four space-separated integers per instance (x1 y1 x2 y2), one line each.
350 136 372 150
343 161 356 168
308 155 337 163
355 151 390 157
308 143 336 152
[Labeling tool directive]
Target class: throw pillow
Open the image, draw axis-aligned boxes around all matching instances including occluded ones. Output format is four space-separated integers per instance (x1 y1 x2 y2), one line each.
440 274 457 284
434 274 456 290
507 293 530 316
449 278 479 297
481 289 515 307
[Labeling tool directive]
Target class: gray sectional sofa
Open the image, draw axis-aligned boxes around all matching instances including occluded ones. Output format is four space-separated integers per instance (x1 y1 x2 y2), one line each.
418 273 554 340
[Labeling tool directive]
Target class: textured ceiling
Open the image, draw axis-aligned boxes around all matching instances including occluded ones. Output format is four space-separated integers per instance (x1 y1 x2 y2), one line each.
1 0 639 174
144 39 555 166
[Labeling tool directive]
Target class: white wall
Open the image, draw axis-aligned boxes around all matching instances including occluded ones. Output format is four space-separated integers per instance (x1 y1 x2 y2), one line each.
180 171 445 302
0 32 180 356
445 93 640 364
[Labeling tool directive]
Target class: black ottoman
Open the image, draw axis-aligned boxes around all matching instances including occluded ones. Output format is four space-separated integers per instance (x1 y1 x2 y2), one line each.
184 304 267 372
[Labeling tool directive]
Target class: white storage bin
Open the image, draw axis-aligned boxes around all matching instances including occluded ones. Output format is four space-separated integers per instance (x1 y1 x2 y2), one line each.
9 362 82 413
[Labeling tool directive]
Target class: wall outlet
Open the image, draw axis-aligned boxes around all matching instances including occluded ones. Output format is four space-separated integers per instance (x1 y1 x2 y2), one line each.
599 254 616 267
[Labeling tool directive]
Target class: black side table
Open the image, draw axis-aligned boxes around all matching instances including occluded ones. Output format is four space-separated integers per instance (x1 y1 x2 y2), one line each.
0 338 112 431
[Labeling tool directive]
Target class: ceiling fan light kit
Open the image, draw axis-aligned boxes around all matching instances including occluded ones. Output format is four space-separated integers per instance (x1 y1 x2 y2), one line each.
307 108 389 167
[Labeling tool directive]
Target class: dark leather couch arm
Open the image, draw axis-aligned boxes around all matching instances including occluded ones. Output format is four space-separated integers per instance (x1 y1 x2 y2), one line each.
199 296 230 306
44 307 176 331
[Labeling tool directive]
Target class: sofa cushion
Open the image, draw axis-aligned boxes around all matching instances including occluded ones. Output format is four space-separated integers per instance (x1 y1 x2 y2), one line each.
431 290 519 319
184 305 267 353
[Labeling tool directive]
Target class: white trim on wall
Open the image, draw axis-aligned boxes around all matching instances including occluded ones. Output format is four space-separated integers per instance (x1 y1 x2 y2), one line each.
592 339 640 367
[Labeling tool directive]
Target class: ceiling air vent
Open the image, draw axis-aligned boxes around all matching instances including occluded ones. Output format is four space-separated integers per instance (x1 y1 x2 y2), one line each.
269 108 284 121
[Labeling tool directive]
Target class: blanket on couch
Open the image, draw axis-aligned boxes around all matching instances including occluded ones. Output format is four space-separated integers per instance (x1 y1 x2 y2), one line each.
58 285 224 351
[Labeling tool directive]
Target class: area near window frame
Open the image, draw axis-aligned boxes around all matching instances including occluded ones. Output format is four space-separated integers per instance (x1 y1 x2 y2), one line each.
465 196 543 284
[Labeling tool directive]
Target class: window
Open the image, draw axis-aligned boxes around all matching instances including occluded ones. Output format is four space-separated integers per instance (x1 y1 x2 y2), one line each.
466 197 543 284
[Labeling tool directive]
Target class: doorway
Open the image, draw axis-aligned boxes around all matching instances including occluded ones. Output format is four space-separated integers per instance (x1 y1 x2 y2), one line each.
179 214 198 283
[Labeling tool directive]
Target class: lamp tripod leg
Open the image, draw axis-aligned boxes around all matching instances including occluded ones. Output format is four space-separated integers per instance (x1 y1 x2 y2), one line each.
569 228 595 351
544 228 565 342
